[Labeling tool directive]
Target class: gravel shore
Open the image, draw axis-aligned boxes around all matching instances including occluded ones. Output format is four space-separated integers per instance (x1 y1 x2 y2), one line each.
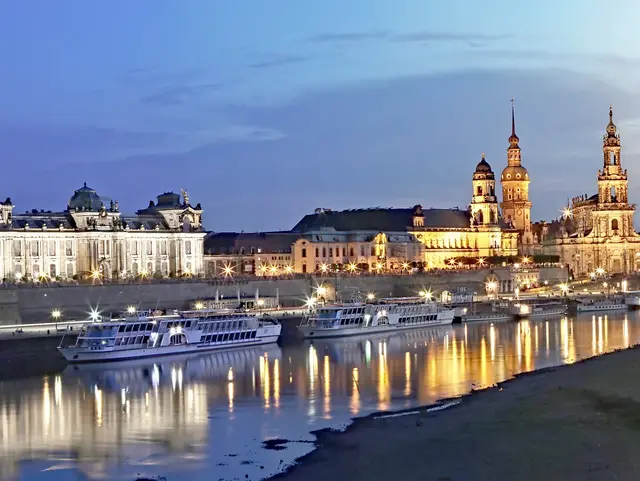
0 337 69 380
273 346 640 481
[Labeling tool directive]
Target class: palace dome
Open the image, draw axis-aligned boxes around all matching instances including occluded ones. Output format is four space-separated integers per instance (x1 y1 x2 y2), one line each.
68 183 104 211
501 165 529 181
475 157 492 173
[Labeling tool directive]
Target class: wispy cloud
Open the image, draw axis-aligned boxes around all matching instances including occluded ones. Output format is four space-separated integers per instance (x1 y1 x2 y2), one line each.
248 55 309 69
141 82 224 106
307 30 390 43
392 31 513 46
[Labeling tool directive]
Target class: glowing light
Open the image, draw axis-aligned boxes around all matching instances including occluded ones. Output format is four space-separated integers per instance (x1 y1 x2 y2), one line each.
222 263 234 277
319 263 329 273
89 308 100 322
603 282 608 288
559 283 569 294
91 270 101 280
519 304 531 315
521 256 530 264
486 281 497 292
304 296 317 308
269 265 278 275
316 286 327 297
51 309 61 319
366 292 376 301
375 262 384 271
514 263 521 269
561 206 573 219
258 264 268 274
596 267 606 276
477 258 486 266
228 367 234 382
257 299 265 307
284 265 293 274
401 262 409 270
347 263 358 273
139 268 148 278
126 306 136 314
448 259 456 266
195 301 205 310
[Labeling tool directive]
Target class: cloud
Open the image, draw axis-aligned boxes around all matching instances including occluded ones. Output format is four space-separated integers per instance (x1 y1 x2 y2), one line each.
141 82 224 106
248 55 309 69
392 31 513 46
307 30 390 43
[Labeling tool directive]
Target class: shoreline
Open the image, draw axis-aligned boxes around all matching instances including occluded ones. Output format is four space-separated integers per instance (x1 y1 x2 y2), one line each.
269 343 640 481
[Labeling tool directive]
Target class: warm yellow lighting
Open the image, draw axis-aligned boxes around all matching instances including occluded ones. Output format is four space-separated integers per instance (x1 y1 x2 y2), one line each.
477 258 486 266
91 270 101 279
603 282 608 288
126 306 136 314
421 290 432 300
596 267 606 276
258 264 267 274
375 262 384 271
347 263 358 273
366 292 375 301
316 285 327 297
448 259 456 266
257 299 265 307
228 367 234 382
304 296 317 308
401 262 409 270
559 283 569 294
269 265 278 275
139 268 148 277
486 281 497 292
562 207 573 219
514 263 521 269
284 265 293 274
222 263 234 277
519 304 531 315
51 309 61 319
522 256 530 264
319 263 329 273
195 301 204 310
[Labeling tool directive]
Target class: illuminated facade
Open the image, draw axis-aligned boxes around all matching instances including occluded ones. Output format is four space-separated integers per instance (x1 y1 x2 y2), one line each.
0 185 205 280
205 154 519 272
543 107 640 275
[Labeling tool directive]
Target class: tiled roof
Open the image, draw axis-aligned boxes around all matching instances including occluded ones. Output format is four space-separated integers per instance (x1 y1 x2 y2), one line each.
205 232 296 255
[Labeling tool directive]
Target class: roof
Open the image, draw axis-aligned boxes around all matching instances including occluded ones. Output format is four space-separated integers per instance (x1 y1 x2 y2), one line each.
68 183 104 212
205 232 296 255
291 207 472 232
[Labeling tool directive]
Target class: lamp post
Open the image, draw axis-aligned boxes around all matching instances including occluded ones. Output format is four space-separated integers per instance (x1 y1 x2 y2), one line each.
52 309 61 331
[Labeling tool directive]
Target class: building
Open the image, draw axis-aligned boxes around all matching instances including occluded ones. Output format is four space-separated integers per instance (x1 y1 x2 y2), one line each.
205 151 520 273
0 185 206 281
542 107 640 275
500 101 534 249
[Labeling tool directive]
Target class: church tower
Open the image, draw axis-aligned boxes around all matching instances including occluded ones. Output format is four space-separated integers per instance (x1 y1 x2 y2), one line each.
470 153 499 226
593 106 635 238
500 100 533 246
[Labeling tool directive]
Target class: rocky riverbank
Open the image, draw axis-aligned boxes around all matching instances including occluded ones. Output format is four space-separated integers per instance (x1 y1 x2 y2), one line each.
272 345 640 481
0 337 69 380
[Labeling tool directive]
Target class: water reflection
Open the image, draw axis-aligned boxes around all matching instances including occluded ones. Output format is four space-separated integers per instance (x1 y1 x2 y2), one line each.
2 313 640 480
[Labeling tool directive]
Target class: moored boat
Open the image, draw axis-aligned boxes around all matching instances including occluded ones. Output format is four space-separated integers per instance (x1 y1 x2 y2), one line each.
297 297 455 339
58 309 281 363
576 297 627 313
510 301 566 320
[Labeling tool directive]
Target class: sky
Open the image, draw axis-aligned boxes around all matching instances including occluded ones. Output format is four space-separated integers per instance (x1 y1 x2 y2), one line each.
2 1 640 232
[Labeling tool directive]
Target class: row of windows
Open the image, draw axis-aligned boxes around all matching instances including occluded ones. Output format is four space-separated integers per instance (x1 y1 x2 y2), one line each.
399 314 439 323
202 331 257 343
10 239 193 257
339 317 364 326
115 335 150 346
301 246 376 258
199 320 248 332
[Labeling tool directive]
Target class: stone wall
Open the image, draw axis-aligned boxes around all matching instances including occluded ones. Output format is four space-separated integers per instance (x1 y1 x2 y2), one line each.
2 266 568 325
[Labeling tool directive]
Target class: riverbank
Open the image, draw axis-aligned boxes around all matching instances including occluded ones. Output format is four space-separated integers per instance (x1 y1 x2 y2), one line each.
0 337 68 379
273 344 640 481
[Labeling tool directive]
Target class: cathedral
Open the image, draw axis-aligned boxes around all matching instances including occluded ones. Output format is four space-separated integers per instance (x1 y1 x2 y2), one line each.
542 107 640 275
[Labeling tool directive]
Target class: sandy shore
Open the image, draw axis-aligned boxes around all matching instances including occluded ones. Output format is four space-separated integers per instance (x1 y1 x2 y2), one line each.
0 337 69 380
272 346 640 481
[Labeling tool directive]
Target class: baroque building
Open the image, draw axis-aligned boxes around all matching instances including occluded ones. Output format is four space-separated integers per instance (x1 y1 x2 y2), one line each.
204 154 519 274
0 185 205 281
500 101 534 248
543 107 640 275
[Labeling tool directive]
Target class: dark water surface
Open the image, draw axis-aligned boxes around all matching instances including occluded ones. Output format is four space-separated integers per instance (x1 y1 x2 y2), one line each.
1 312 639 480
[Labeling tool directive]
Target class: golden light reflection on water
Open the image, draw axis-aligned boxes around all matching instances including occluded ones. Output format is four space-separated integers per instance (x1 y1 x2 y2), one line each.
3 314 640 480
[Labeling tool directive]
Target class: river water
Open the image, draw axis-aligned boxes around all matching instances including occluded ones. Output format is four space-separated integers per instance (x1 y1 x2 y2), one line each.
1 311 639 481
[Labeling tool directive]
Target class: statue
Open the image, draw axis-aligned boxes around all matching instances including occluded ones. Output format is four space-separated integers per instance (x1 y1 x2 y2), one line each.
110 200 114 211
181 189 190 206
114 200 119 212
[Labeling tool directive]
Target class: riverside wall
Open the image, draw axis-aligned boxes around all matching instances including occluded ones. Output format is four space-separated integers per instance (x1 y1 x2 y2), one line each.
1 266 568 325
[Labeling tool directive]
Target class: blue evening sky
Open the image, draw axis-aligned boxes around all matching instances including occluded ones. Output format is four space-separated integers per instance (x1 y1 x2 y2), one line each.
2 0 640 231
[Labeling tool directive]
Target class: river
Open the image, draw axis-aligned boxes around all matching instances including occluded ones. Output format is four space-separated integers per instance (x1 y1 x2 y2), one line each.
0 311 638 481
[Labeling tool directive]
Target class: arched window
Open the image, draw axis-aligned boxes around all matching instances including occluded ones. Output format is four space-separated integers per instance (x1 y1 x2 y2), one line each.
612 219 619 231
611 186 617 202
239 247 245 255
477 211 484 224
476 186 483 195
250 246 256 255
301 248 307 258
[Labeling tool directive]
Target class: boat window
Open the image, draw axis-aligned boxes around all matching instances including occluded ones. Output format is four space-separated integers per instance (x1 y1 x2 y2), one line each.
250 330 257 339
125 324 133 332
185 321 192 328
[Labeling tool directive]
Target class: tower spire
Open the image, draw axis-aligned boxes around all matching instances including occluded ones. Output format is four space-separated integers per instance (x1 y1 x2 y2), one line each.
508 98 520 148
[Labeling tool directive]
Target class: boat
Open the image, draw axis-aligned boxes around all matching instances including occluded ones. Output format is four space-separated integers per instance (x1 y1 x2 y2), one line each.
625 292 640 310
297 296 455 339
510 301 566 319
58 309 282 363
462 312 512 323
576 297 627 313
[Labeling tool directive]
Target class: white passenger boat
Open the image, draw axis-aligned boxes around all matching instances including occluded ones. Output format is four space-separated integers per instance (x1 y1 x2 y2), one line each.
511 302 566 319
576 298 627 313
58 309 282 363
462 312 512 323
624 292 640 309
297 297 455 339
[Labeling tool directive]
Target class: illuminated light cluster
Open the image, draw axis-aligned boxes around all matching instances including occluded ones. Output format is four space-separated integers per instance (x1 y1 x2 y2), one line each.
222 263 234 277
195 301 205 310
51 309 61 320
419 290 432 300
347 263 358 273
366 292 376 301
477 258 486 267
126 306 136 314
91 270 101 280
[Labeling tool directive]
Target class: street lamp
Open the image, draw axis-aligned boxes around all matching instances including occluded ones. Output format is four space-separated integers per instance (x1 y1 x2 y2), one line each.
127 305 136 315
195 301 204 310
257 298 265 314
366 292 375 301
51 309 61 330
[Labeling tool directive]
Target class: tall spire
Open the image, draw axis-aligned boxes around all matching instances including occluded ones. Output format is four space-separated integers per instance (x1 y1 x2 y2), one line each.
508 98 520 148
606 104 617 138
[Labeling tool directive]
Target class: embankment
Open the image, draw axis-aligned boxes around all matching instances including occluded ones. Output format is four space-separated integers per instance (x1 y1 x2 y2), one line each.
0 336 70 380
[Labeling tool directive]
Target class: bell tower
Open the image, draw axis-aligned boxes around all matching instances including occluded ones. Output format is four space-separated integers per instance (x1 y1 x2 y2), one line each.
470 153 499 226
593 106 635 238
500 99 533 246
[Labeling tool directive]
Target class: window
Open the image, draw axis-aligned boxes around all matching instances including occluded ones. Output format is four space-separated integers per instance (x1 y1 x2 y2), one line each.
132 262 139 275
146 241 153 255
322 247 326 257
31 241 39 257
186 262 192 273
302 264 307 273
342 247 346 256
612 219 619 230
131 241 138 255
240 247 245 255
65 240 73 256
98 240 104 257
360 246 365 257
329 248 333 257
32 264 40 277
370 246 375 256
47 241 56 256
302 248 307 258
66 263 73 278
476 186 482 195
350 247 354 257
13 241 21 257
147 262 153 273
49 263 56 278
185 240 192 255
315 247 319 257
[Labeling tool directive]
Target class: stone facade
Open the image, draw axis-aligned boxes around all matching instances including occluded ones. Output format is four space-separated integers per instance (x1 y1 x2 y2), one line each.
543 107 640 275
0 185 205 281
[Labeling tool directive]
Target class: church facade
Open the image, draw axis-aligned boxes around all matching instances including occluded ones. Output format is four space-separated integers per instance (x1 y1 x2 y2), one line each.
542 107 640 275
0 185 206 281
